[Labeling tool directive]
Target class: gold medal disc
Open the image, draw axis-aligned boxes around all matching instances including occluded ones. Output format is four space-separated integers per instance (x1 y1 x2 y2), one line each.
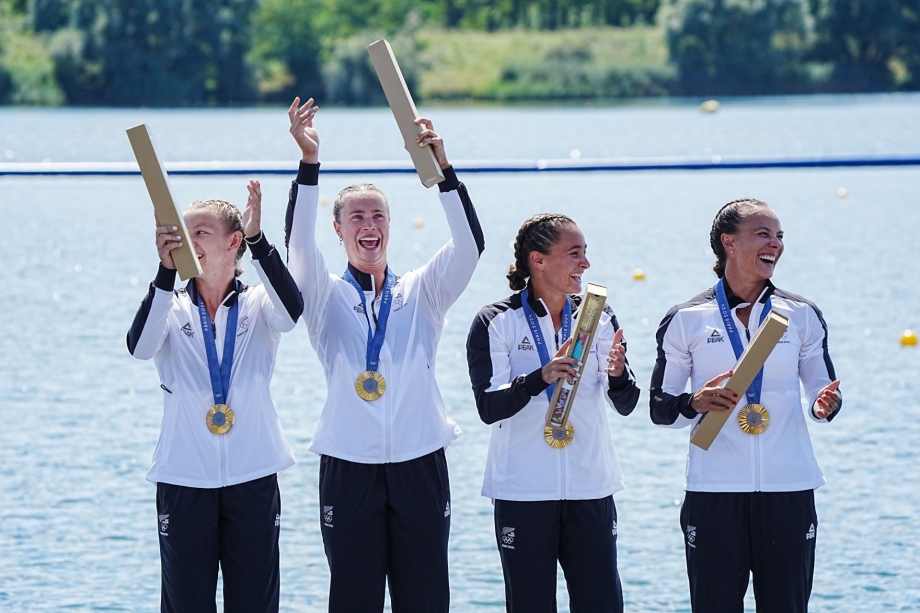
544 423 575 449
738 404 770 435
355 371 386 401
206 404 235 435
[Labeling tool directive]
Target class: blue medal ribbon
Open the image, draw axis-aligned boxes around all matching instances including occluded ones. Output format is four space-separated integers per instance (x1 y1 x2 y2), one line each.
197 281 239 407
344 268 396 374
714 278 772 406
521 288 572 402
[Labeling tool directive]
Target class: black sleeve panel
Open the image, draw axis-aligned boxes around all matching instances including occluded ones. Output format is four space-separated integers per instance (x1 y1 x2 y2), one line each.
467 305 541 425
649 305 698 425
153 263 177 292
440 166 485 256
127 272 164 355
603 310 640 416
255 232 304 322
284 162 320 258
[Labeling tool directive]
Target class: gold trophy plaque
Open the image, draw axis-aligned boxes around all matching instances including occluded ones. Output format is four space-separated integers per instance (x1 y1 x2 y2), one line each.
543 283 607 449
366 39 445 188
690 310 789 450
126 124 202 281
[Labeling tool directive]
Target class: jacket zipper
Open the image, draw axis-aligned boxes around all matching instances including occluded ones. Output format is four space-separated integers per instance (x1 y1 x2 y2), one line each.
554 326 567 499
215 308 229 487
744 320 761 492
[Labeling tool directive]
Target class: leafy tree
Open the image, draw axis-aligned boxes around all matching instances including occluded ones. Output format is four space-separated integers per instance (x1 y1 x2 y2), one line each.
811 0 920 91
249 0 325 102
665 0 814 95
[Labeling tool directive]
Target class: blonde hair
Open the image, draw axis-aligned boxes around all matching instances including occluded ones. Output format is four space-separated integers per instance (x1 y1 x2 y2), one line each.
184 199 247 277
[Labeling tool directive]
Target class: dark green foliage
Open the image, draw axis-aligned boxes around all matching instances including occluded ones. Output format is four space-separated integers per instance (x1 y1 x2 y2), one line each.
323 28 425 105
666 0 814 95
487 43 673 99
811 0 920 91
249 0 324 103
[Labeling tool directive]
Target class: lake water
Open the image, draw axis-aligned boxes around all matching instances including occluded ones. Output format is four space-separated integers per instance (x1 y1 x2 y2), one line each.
1 94 919 612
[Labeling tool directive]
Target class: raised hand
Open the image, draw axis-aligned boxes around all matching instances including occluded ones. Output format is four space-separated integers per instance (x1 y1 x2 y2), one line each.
813 380 841 419
541 337 579 385
243 180 262 239
604 328 627 377
154 213 182 270
288 96 319 163
414 117 449 170
690 370 738 414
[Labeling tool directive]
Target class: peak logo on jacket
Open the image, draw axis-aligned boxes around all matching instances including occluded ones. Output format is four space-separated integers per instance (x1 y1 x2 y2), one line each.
180 322 194 338
518 336 535 351
706 329 724 344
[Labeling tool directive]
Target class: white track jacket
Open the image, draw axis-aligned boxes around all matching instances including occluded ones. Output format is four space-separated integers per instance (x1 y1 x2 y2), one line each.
650 279 841 492
467 288 640 501
128 235 301 488
285 163 484 464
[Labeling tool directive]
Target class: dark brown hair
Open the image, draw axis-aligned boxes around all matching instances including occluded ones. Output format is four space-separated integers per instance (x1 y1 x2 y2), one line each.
709 198 772 278
507 213 576 290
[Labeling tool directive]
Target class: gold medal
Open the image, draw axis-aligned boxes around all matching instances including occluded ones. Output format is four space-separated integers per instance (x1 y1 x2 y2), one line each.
355 371 386 401
738 404 770 435
544 423 575 449
206 404 234 435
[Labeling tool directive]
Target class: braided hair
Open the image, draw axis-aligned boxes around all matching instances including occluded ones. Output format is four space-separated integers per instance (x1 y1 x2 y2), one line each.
709 198 772 278
507 213 576 290
184 199 247 277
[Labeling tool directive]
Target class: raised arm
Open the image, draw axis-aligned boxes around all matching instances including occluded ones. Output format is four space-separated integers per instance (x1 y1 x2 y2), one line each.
243 179 303 333
283 97 335 332
415 118 485 317
127 221 182 358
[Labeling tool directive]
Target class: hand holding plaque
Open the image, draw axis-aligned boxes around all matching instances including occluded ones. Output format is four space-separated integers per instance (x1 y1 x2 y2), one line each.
543 284 608 449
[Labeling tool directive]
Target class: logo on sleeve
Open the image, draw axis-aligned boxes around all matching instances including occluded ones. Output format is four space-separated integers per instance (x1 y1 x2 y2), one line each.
180 322 194 338
322 506 334 527
806 523 815 540
236 316 250 338
501 527 515 549
518 336 535 351
686 525 697 548
158 514 169 536
706 329 724 344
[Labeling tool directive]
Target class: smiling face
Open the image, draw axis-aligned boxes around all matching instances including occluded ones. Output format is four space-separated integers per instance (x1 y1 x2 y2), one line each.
722 209 784 283
183 208 243 278
333 192 390 274
530 224 590 299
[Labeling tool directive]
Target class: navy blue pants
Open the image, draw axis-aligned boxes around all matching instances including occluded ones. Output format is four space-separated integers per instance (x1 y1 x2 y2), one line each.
319 449 452 613
680 490 818 613
156 474 281 613
493 496 623 613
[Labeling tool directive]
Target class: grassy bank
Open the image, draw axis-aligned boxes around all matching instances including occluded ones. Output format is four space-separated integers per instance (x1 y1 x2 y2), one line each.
416 26 672 102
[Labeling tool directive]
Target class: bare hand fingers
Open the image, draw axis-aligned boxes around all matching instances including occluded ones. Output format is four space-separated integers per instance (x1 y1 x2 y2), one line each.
704 370 734 388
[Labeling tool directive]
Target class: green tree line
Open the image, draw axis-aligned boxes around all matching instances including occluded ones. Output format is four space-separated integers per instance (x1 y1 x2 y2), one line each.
0 0 917 105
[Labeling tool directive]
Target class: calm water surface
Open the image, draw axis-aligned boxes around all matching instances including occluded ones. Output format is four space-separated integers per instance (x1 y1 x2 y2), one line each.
2 95 919 611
